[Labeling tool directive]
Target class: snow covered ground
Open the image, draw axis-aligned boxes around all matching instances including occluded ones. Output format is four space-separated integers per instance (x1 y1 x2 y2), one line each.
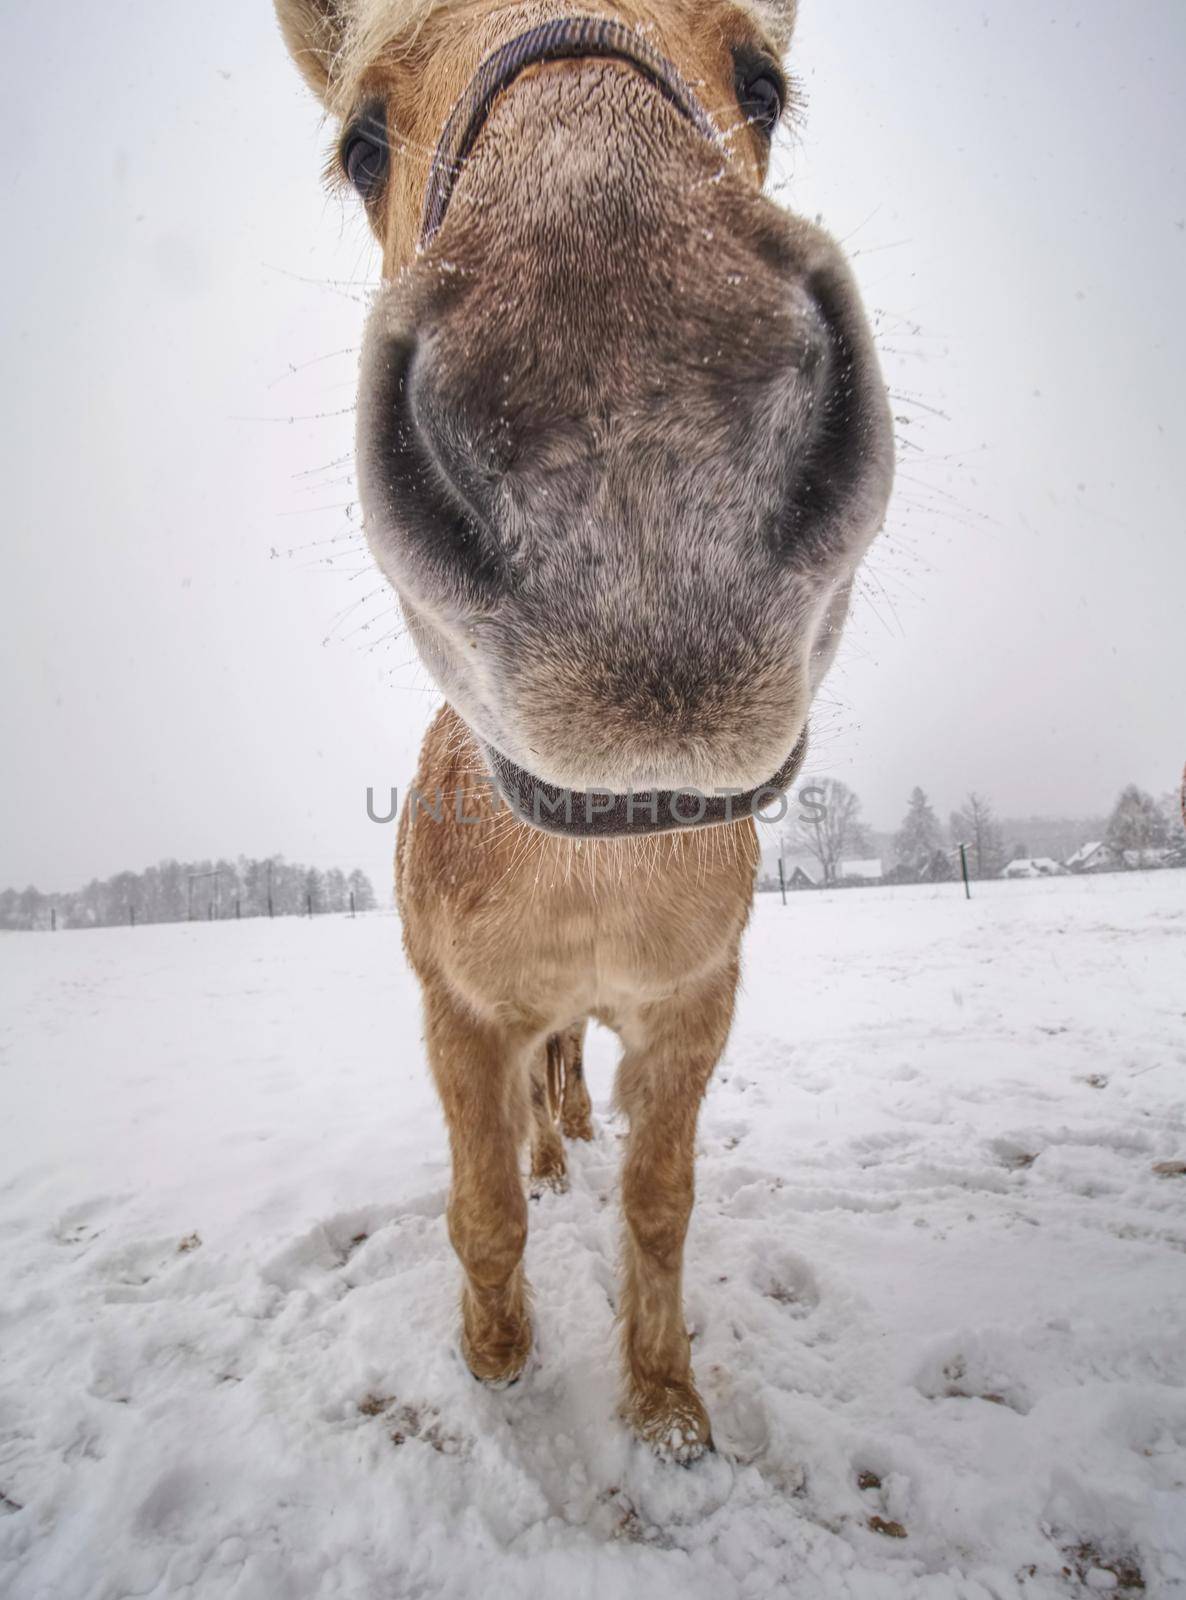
1 870 1184 1599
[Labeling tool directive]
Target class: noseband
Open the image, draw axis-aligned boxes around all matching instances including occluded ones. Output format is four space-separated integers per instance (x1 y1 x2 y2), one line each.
420 15 723 247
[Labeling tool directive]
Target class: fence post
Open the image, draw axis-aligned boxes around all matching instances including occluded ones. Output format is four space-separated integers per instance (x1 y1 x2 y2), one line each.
959 842 971 900
778 857 787 906
235 897 241 920
307 892 313 919
350 890 356 919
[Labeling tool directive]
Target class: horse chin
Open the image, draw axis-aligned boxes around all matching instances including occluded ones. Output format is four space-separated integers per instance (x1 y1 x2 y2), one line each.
480 732 809 840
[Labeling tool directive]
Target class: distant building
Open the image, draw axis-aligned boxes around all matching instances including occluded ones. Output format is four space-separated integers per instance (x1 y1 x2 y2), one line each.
1120 848 1172 870
1001 857 1067 880
756 858 817 892
1064 842 1175 873
839 858 883 883
1065 841 1116 874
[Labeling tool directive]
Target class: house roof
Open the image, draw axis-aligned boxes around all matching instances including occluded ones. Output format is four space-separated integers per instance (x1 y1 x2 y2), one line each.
1065 841 1106 867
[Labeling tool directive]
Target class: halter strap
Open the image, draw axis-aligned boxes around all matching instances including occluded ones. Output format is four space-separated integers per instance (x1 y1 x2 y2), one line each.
419 15 722 247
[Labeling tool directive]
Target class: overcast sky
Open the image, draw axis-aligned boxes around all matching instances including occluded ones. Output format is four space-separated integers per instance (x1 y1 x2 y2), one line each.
2 0 1183 896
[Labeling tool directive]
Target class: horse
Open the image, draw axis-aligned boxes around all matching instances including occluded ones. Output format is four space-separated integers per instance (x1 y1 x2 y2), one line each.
275 0 893 1460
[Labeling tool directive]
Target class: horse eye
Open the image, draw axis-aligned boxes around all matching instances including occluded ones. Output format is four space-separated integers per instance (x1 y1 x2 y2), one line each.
341 112 389 199
735 67 784 137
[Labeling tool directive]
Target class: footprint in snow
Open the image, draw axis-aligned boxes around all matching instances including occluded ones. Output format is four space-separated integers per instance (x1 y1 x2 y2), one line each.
1056 1540 1145 1596
913 1337 1032 1414
749 1246 820 1317
989 1136 1040 1171
357 1393 468 1456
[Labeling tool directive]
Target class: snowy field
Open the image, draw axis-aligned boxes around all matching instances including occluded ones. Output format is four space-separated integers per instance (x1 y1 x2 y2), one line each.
1 870 1184 1599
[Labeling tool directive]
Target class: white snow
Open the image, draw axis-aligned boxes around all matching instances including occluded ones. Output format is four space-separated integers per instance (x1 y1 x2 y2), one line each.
1 870 1184 1599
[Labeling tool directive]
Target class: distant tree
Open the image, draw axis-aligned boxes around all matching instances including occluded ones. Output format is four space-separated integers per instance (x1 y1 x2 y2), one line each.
271 858 302 916
950 792 1005 879
239 857 264 917
923 848 955 882
894 788 943 877
139 865 161 923
157 859 187 922
304 866 326 913
2 855 379 928
17 885 45 930
77 878 105 926
792 779 869 886
108 871 140 924
214 859 241 917
187 860 219 921
1158 788 1186 850
1105 785 1169 861
347 868 377 912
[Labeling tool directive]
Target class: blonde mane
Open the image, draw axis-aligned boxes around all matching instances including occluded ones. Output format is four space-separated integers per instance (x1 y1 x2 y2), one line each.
308 0 795 118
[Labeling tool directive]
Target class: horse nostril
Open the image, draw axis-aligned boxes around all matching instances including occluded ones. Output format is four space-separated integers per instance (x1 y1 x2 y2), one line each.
408 354 510 530
769 274 872 561
359 336 507 597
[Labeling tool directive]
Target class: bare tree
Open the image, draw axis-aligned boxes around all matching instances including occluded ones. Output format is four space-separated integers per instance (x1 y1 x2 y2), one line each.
950 791 1005 879
1105 785 1168 861
347 868 377 911
794 778 869 886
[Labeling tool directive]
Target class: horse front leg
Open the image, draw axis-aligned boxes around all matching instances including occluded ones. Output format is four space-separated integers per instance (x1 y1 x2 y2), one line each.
615 967 737 1461
424 979 533 1385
